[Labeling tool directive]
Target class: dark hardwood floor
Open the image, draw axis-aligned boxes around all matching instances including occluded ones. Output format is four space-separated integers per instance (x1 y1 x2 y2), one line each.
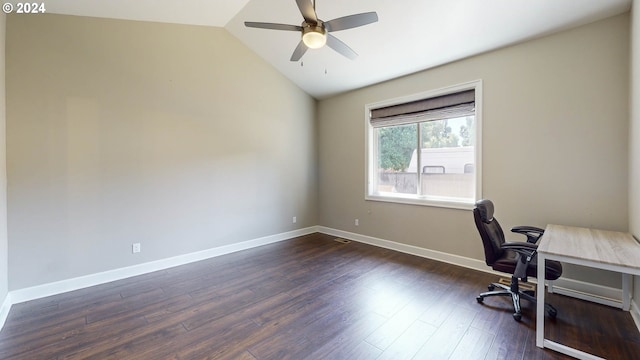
1 233 639 359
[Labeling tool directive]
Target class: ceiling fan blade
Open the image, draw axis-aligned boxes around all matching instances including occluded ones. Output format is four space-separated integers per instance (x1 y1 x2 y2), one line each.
244 22 303 31
296 0 318 24
325 12 378 32
290 40 309 61
326 34 357 60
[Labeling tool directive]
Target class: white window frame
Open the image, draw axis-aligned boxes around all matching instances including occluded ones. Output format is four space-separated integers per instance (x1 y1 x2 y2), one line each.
365 80 483 210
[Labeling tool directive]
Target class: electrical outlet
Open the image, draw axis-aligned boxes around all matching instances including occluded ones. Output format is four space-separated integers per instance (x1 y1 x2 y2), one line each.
132 243 141 254
355 219 359 226
293 216 297 223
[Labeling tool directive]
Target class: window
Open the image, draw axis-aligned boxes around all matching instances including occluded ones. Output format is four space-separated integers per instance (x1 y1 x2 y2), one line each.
366 81 482 209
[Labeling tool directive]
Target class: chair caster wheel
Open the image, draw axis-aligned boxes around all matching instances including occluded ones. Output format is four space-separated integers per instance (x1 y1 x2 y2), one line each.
476 296 484 303
513 313 522 321
548 308 557 318
488 285 495 291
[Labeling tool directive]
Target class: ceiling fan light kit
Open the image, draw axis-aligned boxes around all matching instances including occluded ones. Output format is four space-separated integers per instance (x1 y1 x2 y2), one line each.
302 23 327 49
244 0 378 61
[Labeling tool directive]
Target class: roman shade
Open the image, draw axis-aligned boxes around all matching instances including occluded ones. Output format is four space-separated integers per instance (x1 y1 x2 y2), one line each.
370 89 475 128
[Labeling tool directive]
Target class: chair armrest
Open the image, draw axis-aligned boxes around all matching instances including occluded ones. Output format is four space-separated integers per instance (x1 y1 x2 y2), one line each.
502 242 539 279
511 226 545 244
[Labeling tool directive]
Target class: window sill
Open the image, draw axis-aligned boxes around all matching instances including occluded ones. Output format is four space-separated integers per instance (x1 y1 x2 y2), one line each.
365 193 475 210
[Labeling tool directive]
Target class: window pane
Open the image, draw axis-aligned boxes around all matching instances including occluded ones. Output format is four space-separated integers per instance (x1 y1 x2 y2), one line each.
375 124 417 194
419 116 475 200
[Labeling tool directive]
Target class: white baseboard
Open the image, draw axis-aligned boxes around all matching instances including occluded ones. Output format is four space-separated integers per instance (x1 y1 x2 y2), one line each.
318 226 489 271
0 292 11 330
8 226 318 306
550 278 623 309
317 226 626 310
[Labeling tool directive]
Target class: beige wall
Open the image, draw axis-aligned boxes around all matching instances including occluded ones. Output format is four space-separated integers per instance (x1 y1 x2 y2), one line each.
6 14 317 289
318 14 630 286
630 2 640 306
0 13 7 303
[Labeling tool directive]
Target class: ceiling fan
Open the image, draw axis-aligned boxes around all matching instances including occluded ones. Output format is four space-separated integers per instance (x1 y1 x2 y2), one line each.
244 0 378 61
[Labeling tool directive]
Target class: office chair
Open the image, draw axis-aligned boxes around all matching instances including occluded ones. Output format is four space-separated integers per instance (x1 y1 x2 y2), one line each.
473 199 562 321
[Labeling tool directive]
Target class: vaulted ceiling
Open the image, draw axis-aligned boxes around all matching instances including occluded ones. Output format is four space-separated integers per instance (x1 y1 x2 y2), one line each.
28 0 632 99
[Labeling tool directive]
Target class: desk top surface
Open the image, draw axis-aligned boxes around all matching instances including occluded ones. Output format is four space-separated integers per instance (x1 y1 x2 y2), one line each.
539 224 640 270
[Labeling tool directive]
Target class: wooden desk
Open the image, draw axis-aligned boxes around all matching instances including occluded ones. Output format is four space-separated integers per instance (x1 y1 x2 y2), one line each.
536 224 640 359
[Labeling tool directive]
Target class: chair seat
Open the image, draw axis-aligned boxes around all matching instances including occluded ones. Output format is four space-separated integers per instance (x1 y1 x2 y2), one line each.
492 250 562 280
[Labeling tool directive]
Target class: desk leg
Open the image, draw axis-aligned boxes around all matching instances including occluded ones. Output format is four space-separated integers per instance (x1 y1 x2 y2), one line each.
622 273 631 311
536 253 545 348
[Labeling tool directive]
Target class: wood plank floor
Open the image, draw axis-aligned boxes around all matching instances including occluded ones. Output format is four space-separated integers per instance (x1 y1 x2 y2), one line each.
1 233 639 359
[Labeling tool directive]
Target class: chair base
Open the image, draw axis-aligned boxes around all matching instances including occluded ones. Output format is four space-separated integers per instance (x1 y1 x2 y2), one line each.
476 278 557 321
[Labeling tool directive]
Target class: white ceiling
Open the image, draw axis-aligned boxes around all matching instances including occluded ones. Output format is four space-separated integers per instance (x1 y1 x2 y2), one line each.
32 0 632 99
29 0 252 27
